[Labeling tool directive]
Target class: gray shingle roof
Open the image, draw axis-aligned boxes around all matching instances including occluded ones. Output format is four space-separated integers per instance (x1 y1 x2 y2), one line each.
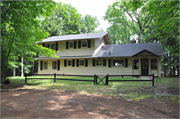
38 32 109 43
35 43 164 59
93 43 164 57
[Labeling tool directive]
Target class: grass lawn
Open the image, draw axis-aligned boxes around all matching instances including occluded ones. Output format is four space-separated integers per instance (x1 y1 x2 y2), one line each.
5 76 179 102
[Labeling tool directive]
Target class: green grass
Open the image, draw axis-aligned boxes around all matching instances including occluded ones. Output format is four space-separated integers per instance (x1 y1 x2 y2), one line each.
6 76 179 101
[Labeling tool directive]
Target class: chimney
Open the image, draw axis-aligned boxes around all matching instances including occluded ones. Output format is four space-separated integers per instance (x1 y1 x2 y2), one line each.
130 38 136 44
109 51 111 55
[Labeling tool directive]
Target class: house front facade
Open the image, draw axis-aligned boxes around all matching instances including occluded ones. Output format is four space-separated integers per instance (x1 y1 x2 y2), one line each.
36 32 164 77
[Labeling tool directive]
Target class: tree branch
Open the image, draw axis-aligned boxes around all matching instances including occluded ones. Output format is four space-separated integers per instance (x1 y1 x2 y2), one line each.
125 11 138 24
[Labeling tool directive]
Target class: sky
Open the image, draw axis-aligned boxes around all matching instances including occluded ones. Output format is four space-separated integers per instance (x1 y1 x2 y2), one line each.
54 0 117 32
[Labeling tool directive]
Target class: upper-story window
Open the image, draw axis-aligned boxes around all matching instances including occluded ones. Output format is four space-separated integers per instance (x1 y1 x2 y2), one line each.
82 41 87 47
69 41 73 48
51 43 55 50
45 44 50 48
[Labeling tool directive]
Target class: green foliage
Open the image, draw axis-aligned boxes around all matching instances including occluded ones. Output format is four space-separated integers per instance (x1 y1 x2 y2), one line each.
80 14 100 33
43 2 101 36
1 1 58 82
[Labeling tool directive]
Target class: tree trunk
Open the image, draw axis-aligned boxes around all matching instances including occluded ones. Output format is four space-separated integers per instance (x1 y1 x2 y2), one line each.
13 58 16 76
21 56 24 77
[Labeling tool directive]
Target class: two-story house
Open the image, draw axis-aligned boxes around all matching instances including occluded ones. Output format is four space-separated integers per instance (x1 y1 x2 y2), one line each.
36 32 164 77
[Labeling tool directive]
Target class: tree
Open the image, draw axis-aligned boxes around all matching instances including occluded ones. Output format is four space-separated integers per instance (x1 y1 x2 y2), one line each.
43 2 82 36
80 14 100 33
103 4 134 44
1 1 58 84
142 0 179 76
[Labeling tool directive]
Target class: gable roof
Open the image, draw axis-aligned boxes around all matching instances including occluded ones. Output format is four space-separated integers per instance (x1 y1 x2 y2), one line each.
93 43 164 58
38 32 111 44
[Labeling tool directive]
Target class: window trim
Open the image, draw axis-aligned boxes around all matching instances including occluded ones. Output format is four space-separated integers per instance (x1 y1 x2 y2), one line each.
69 41 74 48
133 59 139 69
112 59 124 67
96 59 103 66
43 61 48 70
51 43 55 50
151 59 157 69
67 60 72 66
81 40 87 48
52 61 57 70
79 60 85 66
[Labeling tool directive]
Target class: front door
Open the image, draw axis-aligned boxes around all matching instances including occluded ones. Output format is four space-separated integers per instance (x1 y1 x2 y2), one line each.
141 59 149 75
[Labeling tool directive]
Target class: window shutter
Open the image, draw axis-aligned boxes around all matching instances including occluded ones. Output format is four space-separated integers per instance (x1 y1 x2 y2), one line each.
76 59 79 67
108 59 111 67
88 40 91 48
40 60 43 70
64 60 67 67
42 43 45 47
74 41 76 49
78 40 81 48
92 59 95 66
57 60 60 70
72 59 75 67
125 59 128 67
85 59 88 67
66 41 69 49
103 59 106 66
56 42 58 51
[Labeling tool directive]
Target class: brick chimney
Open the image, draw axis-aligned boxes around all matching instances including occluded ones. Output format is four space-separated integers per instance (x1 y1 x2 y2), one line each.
130 38 136 44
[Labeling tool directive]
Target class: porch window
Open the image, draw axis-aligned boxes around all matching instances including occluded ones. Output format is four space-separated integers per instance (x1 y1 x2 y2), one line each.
52 61 57 69
113 60 123 66
151 59 157 69
96 59 102 65
134 60 139 69
69 41 73 48
82 41 87 47
44 61 48 69
80 60 84 66
68 60 71 66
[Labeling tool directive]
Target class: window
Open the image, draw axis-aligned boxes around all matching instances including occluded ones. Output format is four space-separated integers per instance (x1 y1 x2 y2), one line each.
52 61 57 69
113 60 123 66
82 41 87 47
44 61 48 69
69 41 73 48
133 60 139 69
45 44 50 48
51 43 55 49
151 59 157 69
68 60 71 66
80 60 84 66
96 60 102 66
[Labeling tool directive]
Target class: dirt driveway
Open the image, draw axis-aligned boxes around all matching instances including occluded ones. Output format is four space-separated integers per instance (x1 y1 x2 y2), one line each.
1 89 179 118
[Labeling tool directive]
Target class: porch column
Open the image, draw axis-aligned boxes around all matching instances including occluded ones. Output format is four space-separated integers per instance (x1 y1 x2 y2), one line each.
132 57 134 75
13 57 16 76
157 57 158 77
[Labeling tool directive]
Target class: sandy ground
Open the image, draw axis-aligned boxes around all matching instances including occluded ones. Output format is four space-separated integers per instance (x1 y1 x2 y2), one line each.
1 89 179 118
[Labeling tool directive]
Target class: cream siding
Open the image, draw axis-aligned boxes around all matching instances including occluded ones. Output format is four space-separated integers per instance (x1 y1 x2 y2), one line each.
38 56 161 77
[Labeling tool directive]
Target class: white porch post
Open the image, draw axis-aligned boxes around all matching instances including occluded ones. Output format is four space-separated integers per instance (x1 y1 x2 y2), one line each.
157 57 158 77
21 56 24 77
132 57 134 75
